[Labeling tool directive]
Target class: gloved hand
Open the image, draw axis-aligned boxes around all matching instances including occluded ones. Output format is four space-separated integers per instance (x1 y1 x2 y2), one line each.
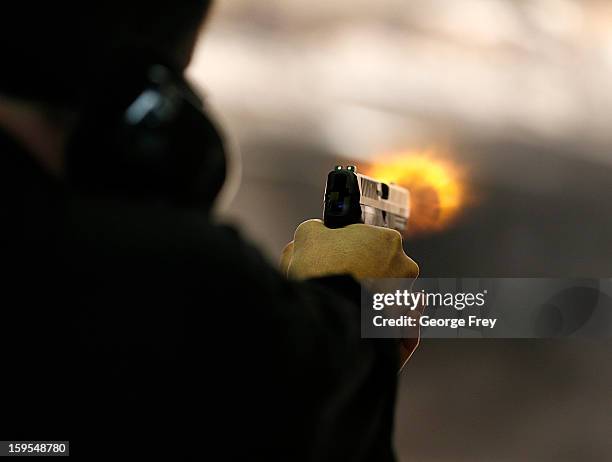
280 219 421 369
280 219 419 280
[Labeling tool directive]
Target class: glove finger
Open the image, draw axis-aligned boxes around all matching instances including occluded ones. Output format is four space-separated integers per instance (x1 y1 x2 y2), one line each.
279 241 295 276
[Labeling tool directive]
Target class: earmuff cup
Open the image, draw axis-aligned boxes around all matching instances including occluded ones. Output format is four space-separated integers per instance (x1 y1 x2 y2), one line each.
65 54 227 212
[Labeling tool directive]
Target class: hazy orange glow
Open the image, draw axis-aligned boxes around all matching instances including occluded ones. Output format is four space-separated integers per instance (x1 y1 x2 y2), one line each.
364 151 466 235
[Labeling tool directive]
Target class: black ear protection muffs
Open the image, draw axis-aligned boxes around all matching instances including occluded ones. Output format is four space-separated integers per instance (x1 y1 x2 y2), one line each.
65 51 226 212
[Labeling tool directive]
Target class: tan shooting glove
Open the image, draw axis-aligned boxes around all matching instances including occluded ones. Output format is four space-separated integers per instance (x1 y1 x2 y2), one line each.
280 219 419 280
280 219 421 369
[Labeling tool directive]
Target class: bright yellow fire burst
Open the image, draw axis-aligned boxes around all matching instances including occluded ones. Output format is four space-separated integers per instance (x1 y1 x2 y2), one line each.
364 151 466 235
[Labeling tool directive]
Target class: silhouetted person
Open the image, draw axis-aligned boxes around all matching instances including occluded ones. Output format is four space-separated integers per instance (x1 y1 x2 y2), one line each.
0 2 418 459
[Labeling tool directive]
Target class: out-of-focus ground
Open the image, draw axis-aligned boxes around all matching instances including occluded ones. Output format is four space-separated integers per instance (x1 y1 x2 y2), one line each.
188 1 612 460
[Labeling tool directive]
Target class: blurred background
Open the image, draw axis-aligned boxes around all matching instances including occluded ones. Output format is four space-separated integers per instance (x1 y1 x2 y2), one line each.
188 1 612 460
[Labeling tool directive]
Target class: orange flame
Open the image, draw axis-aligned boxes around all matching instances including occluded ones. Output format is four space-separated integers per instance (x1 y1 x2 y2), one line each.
364 150 466 236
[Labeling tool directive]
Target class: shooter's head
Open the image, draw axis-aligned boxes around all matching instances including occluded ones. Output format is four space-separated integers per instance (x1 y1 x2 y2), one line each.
0 1 213 106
